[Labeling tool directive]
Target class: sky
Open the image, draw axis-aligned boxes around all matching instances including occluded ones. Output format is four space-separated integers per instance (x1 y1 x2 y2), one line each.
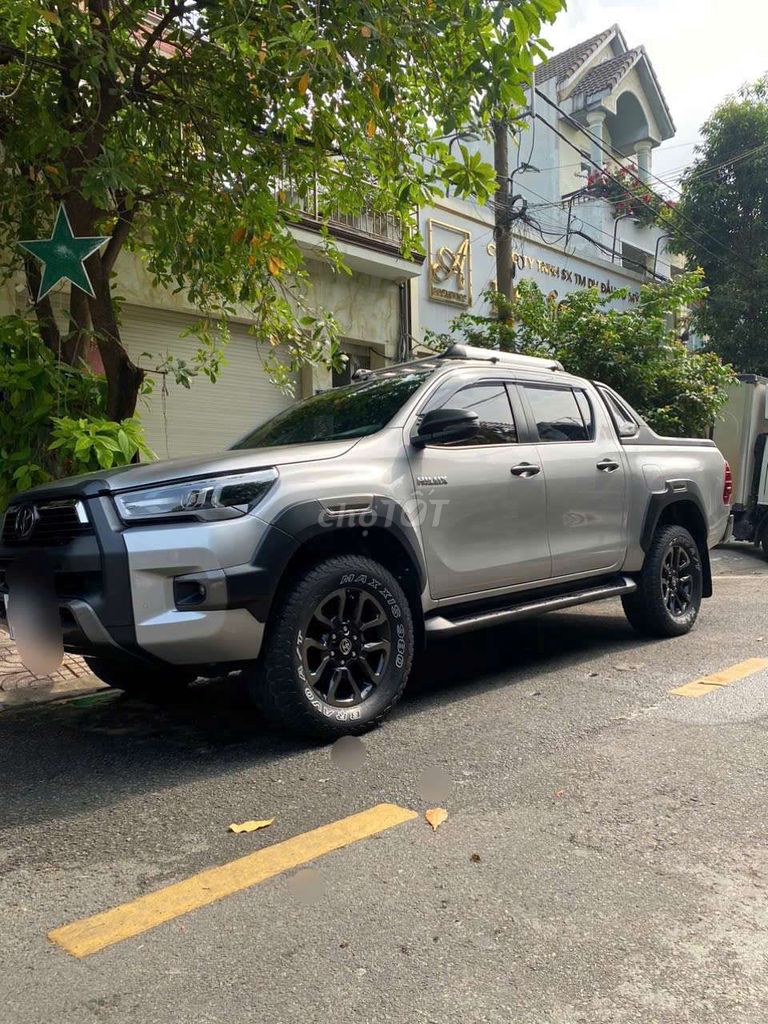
544 0 768 186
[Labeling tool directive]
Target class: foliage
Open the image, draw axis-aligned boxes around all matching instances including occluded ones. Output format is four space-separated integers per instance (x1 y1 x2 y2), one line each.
585 165 675 228
0 0 565 422
0 315 152 509
49 415 154 471
671 76 768 374
424 273 735 437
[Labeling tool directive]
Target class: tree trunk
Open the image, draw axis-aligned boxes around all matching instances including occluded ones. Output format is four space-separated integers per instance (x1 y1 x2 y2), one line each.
86 252 145 420
62 286 92 365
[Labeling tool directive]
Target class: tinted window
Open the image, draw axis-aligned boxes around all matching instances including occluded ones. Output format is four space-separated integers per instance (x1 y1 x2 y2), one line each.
599 388 639 438
573 390 594 437
524 386 590 442
231 367 435 449
437 382 517 446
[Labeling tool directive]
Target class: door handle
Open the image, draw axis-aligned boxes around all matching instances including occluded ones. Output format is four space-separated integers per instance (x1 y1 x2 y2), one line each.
511 462 541 478
596 459 620 473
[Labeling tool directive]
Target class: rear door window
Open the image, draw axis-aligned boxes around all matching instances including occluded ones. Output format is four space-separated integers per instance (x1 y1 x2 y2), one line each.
523 386 591 443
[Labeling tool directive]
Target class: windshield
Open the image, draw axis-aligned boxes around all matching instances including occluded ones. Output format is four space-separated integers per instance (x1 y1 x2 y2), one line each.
231 366 436 449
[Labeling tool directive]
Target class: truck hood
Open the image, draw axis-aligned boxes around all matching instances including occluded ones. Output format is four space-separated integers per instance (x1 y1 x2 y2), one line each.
16 439 360 500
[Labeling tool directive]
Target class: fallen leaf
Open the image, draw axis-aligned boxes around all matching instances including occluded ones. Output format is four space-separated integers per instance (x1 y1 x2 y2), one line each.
553 790 565 799
470 852 481 863
298 72 310 95
425 807 448 832
228 818 274 834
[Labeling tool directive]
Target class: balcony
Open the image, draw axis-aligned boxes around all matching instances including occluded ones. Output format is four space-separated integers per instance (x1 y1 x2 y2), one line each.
275 173 423 282
276 176 406 254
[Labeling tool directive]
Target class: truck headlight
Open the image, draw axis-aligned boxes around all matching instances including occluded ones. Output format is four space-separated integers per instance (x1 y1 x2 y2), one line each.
114 469 277 523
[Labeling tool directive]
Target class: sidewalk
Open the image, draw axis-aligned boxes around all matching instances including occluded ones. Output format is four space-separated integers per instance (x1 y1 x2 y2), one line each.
0 623 103 707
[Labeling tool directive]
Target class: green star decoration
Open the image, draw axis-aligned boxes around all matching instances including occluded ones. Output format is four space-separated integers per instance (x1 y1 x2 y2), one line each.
18 204 109 302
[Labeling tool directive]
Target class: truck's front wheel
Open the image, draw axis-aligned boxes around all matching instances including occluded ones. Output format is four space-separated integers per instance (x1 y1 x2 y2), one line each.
622 524 703 638
249 555 414 739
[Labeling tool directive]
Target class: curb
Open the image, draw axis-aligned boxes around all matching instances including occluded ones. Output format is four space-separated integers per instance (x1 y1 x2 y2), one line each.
0 674 107 711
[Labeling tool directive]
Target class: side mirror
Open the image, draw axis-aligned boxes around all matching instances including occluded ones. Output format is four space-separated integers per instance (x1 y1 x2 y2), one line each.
411 407 480 449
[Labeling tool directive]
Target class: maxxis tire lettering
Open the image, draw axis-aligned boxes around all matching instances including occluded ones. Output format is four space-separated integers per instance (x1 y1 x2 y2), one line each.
247 554 415 739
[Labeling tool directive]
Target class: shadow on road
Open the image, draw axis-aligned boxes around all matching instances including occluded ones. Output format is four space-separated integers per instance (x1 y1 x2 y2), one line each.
0 605 645 829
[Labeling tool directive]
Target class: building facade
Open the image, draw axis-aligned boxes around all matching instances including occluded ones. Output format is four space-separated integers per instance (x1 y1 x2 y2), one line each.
414 25 681 345
1 190 422 459
3 24 686 461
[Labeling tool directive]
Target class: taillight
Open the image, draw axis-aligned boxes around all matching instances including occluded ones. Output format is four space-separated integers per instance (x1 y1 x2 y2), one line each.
723 461 733 505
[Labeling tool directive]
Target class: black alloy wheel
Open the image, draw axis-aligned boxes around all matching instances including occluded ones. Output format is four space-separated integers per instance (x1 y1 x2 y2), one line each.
299 587 391 708
622 524 703 638
248 554 414 739
660 542 694 617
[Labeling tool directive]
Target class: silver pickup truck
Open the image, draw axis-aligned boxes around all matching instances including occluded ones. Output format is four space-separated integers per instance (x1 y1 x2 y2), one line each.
0 345 730 737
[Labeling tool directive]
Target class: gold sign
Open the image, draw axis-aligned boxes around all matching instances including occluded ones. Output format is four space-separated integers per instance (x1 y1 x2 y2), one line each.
486 243 640 303
428 219 472 306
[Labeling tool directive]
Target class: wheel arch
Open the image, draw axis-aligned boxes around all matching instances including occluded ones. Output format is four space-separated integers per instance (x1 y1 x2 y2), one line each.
249 499 427 649
641 491 712 598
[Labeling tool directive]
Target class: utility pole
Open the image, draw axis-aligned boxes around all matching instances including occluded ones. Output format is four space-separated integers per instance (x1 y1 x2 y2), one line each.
493 118 515 306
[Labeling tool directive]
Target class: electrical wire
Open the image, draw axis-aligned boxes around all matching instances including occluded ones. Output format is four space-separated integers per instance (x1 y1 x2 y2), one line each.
531 107 755 274
517 176 676 277
534 88 759 272
661 142 768 186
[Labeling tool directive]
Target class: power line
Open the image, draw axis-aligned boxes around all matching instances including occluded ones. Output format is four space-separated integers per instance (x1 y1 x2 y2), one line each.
533 87 759 273
662 142 768 185
530 103 756 276
522 195 675 279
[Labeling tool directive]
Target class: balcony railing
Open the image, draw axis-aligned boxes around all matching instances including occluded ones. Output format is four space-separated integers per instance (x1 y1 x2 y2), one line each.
276 176 405 249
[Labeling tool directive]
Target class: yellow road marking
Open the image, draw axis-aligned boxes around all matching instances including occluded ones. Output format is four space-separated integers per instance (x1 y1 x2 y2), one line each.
49 802 416 959
669 658 768 698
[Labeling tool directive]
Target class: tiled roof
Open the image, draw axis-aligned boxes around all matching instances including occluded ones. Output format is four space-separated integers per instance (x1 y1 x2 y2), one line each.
536 27 615 84
568 48 641 98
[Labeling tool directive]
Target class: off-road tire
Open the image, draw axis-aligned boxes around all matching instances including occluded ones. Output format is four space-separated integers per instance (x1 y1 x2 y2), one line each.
83 656 197 699
622 524 703 638
248 554 414 740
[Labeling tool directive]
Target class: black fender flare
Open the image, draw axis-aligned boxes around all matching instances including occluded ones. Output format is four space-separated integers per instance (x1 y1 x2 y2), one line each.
223 497 427 622
640 481 713 598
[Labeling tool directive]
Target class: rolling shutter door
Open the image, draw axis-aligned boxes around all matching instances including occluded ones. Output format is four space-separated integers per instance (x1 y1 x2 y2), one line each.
120 305 294 459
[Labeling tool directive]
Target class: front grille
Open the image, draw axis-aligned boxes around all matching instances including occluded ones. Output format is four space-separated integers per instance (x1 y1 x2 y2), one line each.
1 499 93 546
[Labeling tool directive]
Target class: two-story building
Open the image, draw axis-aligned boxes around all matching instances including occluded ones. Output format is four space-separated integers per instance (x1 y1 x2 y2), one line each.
413 24 679 344
1 185 422 459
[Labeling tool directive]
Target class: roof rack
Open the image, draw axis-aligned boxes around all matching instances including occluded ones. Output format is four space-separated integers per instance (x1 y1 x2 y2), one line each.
439 343 563 372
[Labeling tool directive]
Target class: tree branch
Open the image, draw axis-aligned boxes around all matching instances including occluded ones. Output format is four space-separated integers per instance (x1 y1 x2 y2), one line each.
23 255 61 354
131 1 191 96
61 286 92 365
102 198 137 274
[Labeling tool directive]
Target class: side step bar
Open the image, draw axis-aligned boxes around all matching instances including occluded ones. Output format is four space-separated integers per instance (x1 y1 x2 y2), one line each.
425 576 638 637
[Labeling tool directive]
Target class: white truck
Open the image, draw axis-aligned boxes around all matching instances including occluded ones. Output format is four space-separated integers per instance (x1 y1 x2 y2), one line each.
714 374 768 558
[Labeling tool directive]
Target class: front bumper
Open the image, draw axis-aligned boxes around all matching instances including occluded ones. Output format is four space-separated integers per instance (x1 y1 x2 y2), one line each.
0 493 281 668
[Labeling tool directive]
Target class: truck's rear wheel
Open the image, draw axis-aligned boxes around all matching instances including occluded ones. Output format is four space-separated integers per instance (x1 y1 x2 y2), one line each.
622 525 703 638
248 555 414 739
83 656 197 699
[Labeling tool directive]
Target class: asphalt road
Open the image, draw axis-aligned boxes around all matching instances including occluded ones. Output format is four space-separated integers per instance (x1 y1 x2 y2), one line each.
1 544 767 1024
